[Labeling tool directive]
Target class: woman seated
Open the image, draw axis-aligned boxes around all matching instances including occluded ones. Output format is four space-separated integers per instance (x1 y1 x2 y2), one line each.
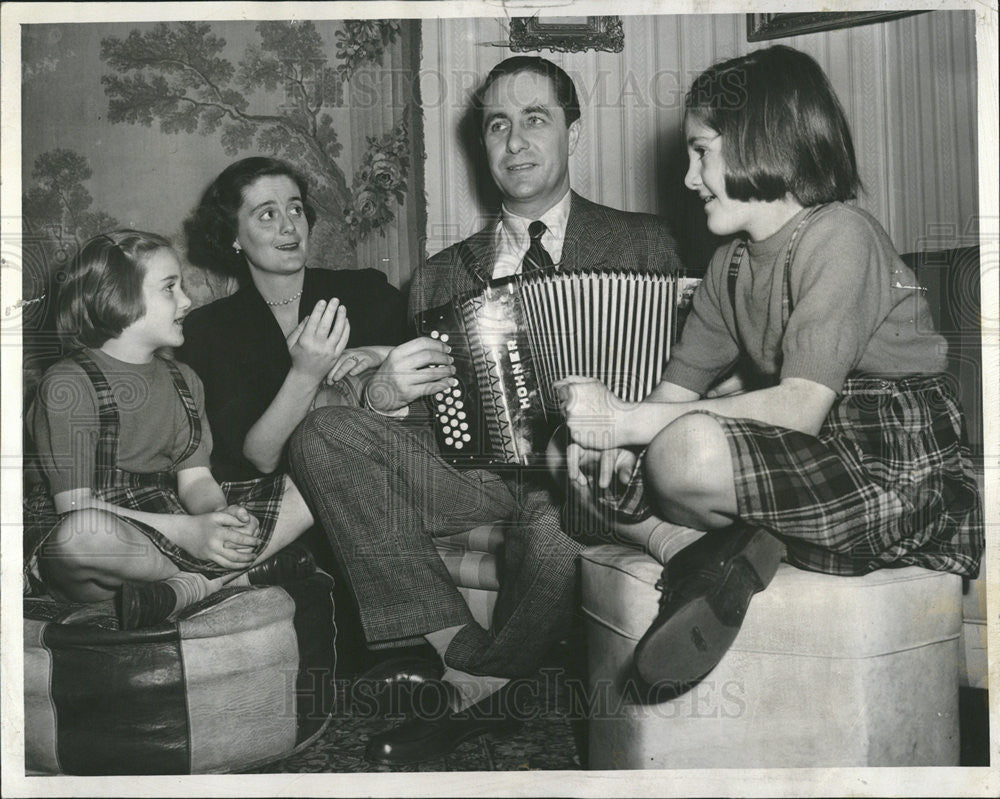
178 156 408 482
177 157 421 672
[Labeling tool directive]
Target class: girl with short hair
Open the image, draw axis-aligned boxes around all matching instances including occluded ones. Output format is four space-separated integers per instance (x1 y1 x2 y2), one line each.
556 45 983 689
27 231 317 629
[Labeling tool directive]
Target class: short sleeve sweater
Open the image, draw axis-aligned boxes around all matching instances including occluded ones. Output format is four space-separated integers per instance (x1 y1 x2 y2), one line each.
663 203 948 395
28 349 213 495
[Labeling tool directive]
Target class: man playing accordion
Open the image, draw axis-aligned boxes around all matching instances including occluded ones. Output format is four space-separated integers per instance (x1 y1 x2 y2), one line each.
290 55 681 765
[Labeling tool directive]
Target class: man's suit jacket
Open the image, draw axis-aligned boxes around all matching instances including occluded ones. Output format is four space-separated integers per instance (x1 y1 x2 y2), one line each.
408 191 683 320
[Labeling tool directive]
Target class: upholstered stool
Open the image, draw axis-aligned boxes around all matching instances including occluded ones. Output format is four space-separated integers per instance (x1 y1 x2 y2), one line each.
24 573 337 775
581 544 963 768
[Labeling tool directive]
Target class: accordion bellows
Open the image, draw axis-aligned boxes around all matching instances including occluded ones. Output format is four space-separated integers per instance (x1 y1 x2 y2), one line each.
418 269 678 464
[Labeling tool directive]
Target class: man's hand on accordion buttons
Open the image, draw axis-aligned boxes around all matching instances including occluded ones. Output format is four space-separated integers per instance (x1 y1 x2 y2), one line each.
554 376 636 451
364 336 457 413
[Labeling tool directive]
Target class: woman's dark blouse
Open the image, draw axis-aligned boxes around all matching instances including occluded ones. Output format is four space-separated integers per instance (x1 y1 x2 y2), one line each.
178 267 406 481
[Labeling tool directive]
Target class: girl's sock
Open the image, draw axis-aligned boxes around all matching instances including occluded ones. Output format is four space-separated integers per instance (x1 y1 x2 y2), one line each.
118 572 228 630
164 571 228 612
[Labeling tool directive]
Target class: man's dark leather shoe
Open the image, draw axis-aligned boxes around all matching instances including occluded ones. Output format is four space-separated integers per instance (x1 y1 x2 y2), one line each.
633 525 784 691
364 682 521 765
353 656 445 716
246 542 317 586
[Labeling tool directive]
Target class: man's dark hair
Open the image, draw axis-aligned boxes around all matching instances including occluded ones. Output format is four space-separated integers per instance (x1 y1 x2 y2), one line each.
472 56 581 133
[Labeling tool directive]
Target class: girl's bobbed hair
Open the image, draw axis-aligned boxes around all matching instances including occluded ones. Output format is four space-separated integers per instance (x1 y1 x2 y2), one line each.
686 45 861 206
56 230 173 350
184 156 316 282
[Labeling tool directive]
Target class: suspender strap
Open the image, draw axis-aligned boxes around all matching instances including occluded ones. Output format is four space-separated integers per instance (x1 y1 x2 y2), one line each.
726 241 747 321
780 205 824 326
162 358 202 466
69 351 203 474
726 205 827 328
70 350 119 477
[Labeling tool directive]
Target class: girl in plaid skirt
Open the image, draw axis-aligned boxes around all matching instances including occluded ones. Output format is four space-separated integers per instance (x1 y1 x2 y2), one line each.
25 231 319 629
554 45 983 689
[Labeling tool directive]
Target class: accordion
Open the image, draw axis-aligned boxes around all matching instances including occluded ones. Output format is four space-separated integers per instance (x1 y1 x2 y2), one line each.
417 269 693 465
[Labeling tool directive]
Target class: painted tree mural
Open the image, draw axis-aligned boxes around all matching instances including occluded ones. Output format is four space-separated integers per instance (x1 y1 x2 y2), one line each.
22 148 121 267
99 19 411 271
20 149 121 394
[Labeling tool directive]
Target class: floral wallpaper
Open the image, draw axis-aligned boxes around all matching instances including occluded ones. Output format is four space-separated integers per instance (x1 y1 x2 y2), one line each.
21 19 424 312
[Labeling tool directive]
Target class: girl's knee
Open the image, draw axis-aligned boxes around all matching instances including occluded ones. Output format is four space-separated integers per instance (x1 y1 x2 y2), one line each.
40 509 142 595
645 413 732 497
279 476 314 533
45 509 128 563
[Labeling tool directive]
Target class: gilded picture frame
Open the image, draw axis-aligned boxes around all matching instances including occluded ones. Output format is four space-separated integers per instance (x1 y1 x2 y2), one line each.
509 15 624 53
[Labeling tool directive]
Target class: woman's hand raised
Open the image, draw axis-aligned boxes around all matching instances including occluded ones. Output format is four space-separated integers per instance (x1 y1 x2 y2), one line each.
286 298 351 385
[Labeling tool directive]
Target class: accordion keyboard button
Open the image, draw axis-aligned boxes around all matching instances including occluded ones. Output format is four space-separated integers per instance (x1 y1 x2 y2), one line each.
454 440 464 449
440 334 450 343
435 392 444 401
458 411 467 420
430 330 440 338
461 433 471 443
445 436 454 446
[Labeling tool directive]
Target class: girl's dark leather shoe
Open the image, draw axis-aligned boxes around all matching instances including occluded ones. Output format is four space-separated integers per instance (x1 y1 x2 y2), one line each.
633 525 784 691
246 542 317 586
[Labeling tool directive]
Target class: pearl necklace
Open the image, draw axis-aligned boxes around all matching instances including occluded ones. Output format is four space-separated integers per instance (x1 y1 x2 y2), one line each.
264 289 303 307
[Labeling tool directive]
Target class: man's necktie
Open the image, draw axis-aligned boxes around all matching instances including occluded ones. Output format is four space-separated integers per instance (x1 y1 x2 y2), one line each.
521 220 554 275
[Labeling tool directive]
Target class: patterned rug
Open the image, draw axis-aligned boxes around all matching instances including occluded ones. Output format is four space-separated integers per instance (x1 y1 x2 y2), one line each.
250 651 589 774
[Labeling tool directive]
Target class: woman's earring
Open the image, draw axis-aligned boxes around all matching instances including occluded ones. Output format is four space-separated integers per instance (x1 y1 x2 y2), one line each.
232 242 242 253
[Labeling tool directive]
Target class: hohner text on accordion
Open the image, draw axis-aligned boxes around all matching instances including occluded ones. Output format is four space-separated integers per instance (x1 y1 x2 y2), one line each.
418 269 686 464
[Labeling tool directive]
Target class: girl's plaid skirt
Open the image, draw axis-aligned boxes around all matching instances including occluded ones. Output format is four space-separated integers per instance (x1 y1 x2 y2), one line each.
601 373 983 577
24 472 286 594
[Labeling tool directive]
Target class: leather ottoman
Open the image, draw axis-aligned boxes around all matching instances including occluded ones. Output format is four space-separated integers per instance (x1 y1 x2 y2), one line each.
24 573 337 775
581 544 963 769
